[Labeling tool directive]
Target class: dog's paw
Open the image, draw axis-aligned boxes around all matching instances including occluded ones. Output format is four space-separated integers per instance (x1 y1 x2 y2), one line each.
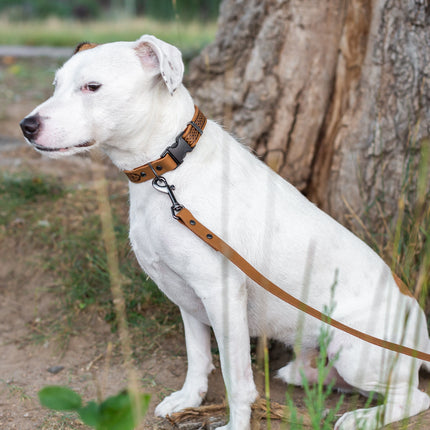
155 388 205 417
214 421 250 430
334 412 357 430
276 362 304 386
334 409 375 430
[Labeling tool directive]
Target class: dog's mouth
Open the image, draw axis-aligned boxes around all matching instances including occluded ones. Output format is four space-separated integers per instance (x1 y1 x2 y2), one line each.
32 140 95 152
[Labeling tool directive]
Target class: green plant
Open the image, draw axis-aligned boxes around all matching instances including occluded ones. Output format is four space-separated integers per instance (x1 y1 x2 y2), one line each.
306 284 344 429
283 275 345 430
0 379 32 401
356 137 430 316
391 139 430 308
38 386 150 430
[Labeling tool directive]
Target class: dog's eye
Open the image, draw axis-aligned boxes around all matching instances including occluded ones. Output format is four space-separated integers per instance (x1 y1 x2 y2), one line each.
82 82 102 92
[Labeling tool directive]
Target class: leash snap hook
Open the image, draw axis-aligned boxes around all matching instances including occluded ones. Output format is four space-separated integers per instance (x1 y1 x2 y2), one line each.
150 165 183 219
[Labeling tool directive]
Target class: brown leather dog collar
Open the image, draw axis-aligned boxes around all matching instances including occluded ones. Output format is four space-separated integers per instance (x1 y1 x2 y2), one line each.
124 106 207 183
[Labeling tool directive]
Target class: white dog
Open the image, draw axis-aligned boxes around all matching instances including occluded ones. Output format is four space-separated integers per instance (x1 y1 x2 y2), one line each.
20 35 430 430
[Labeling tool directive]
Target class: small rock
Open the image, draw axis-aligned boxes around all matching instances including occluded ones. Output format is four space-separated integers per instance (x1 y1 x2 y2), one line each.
47 365 64 374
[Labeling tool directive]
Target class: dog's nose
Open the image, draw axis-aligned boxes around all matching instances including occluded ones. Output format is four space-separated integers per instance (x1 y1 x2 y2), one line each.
20 115 41 140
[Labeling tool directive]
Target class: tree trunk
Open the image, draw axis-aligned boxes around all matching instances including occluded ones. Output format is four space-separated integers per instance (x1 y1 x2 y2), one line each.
187 0 430 235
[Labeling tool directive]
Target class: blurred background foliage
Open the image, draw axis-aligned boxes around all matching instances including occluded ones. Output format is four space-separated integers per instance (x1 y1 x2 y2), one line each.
0 0 219 52
0 0 221 21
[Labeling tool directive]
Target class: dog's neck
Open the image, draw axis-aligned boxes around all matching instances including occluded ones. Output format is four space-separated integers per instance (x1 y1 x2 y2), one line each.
100 85 195 171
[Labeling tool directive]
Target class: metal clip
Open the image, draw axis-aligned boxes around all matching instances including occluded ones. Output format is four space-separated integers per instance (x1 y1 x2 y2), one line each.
149 164 183 219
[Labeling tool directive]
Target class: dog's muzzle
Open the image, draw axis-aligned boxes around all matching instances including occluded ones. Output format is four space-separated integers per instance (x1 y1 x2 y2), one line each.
20 114 95 152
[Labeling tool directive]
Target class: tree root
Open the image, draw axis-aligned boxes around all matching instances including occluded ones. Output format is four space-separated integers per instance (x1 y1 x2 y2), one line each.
166 397 312 428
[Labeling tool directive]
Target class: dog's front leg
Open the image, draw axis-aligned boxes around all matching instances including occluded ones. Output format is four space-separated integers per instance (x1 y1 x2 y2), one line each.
203 282 258 430
155 308 214 417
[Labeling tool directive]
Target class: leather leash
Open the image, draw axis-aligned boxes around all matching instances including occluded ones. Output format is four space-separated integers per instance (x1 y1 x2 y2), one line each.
125 106 430 362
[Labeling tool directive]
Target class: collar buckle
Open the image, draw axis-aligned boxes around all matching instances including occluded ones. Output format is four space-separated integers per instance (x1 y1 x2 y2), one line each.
160 133 193 166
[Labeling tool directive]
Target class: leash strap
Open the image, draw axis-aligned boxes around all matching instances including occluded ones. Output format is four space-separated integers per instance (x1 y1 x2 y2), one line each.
124 105 430 362
124 106 207 184
175 207 430 362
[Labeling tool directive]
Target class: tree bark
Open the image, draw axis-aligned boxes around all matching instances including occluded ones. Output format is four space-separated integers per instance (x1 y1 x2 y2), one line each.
187 0 430 234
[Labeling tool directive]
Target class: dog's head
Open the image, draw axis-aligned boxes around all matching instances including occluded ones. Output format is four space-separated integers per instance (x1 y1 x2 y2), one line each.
19 35 184 158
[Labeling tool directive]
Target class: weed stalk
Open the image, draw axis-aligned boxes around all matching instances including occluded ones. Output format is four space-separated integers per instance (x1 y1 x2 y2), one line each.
91 151 143 427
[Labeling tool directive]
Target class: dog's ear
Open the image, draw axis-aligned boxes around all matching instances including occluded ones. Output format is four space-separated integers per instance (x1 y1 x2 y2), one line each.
134 35 184 95
73 42 99 55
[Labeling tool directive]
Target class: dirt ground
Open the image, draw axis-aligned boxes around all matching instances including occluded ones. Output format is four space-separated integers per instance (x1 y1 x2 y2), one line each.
1 55 429 430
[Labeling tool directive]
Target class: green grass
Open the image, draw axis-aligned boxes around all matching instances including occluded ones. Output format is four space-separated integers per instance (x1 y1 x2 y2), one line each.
0 173 179 351
358 138 430 316
391 139 430 304
0 16 217 58
0 174 64 224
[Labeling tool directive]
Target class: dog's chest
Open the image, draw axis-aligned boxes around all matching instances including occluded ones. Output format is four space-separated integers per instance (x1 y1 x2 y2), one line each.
128 184 210 322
